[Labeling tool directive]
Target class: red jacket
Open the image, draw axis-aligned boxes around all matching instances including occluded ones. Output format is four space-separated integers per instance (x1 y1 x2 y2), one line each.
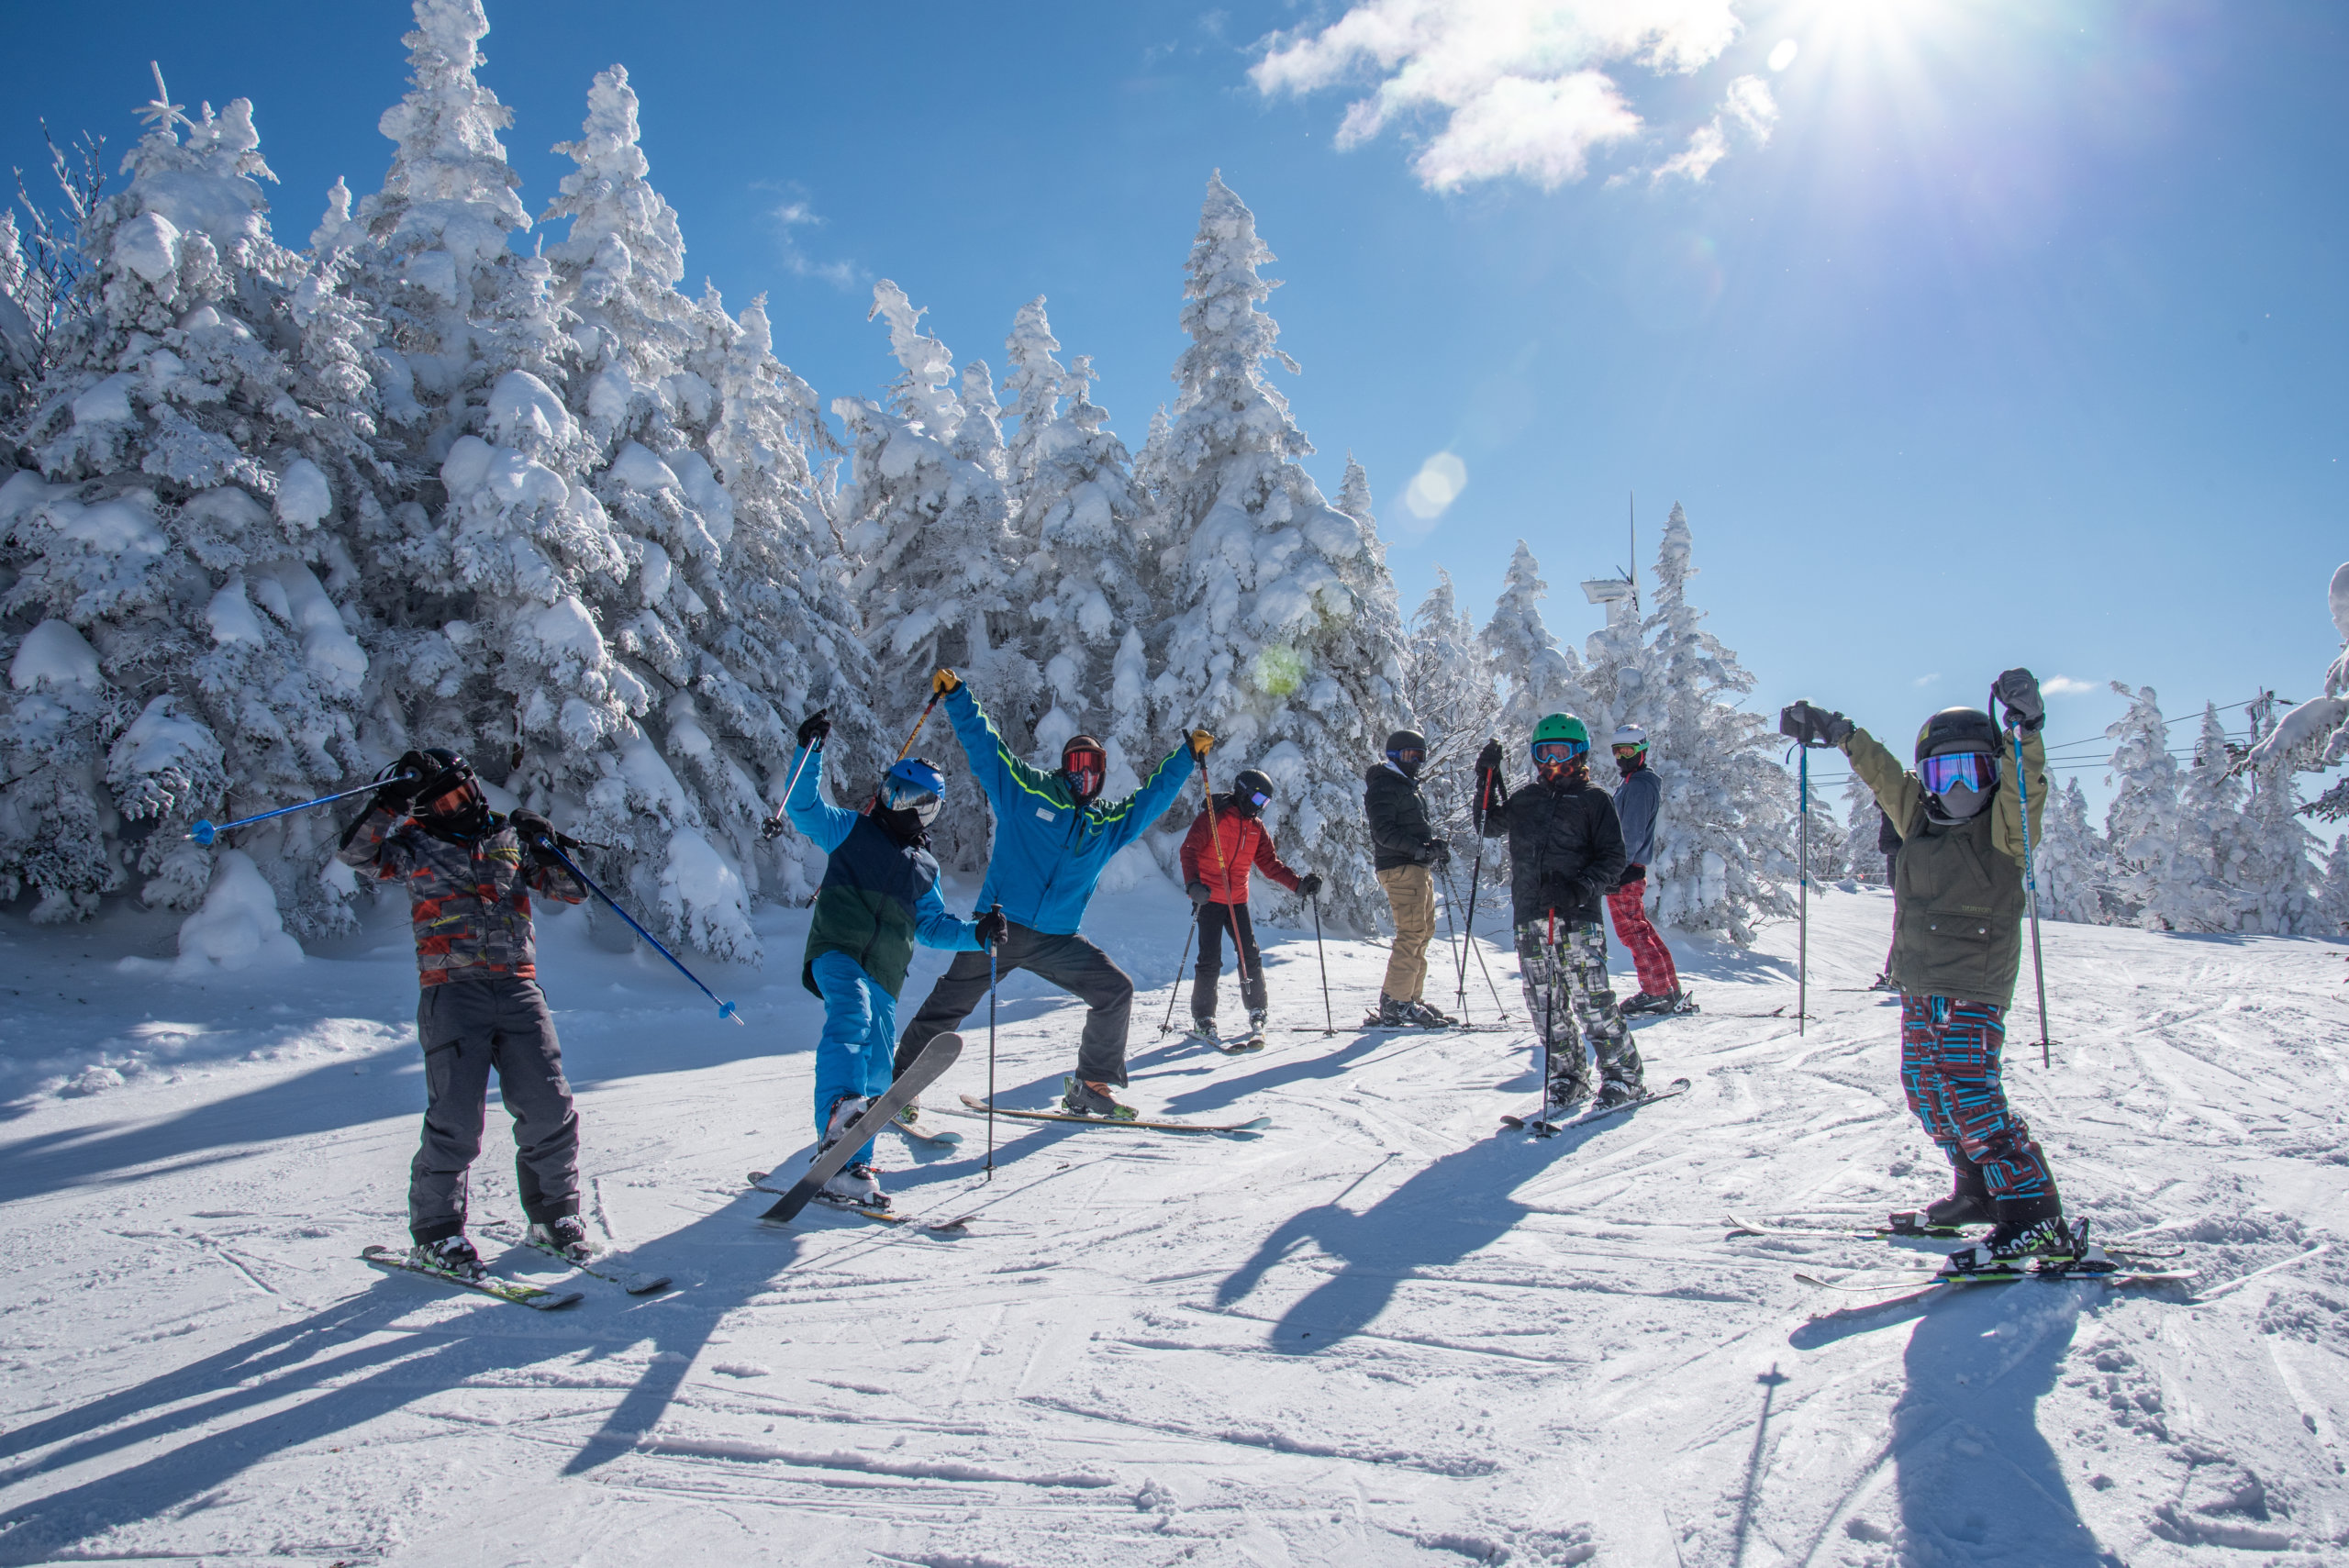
1179 800 1301 905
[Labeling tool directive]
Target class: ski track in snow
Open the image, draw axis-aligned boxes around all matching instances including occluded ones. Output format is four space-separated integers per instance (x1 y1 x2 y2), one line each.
1 884 2346 1563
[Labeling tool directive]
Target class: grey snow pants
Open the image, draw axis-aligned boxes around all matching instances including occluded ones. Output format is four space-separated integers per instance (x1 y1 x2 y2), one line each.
895 921 1135 1087
409 973 580 1243
1516 918 1644 1100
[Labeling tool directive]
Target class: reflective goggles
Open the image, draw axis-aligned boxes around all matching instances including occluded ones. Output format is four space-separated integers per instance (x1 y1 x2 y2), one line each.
1387 747 1425 771
879 775 943 826
1063 751 1106 795
1532 739 1589 768
1920 751 1997 796
1610 742 1646 759
1243 787 1272 811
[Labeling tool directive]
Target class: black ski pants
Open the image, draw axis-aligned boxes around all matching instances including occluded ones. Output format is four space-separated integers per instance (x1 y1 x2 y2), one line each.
409 974 580 1244
1191 900 1267 1021
895 921 1135 1087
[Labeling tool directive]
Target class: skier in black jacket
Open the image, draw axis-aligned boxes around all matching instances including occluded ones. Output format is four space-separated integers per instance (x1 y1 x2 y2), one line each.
1363 728 1453 1026
1476 715 1644 1114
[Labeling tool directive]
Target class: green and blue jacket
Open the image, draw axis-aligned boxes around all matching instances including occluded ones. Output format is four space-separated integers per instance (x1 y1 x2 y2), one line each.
786 745 980 997
943 685 1192 935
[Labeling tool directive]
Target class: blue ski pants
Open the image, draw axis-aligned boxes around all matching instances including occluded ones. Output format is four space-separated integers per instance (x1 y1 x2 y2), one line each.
1899 995 2057 1212
810 950 896 1166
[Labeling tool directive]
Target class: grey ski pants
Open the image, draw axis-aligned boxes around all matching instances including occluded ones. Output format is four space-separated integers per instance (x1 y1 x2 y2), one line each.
409 974 580 1243
1515 919 1643 1098
896 922 1135 1087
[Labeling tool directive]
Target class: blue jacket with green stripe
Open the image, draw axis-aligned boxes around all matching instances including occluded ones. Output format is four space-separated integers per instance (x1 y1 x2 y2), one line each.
943 685 1193 935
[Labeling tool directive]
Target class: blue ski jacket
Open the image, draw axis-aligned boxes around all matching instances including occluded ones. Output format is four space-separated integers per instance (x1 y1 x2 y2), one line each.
941 684 1193 935
785 744 980 997
1612 765 1661 867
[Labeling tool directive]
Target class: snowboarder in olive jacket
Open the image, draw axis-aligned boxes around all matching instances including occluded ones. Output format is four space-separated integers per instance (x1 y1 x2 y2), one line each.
1789 669 2086 1276
1475 714 1644 1115
1364 728 1453 1026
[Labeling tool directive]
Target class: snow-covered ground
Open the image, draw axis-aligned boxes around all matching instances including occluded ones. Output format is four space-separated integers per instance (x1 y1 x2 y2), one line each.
2 878 2346 1565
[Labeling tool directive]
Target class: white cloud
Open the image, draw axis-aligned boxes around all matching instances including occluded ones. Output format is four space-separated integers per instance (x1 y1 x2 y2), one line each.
765 194 862 292
1250 0 1760 191
1767 37 1798 72
1401 451 1469 527
2042 675 2099 695
1651 73 1776 184
1911 673 1941 687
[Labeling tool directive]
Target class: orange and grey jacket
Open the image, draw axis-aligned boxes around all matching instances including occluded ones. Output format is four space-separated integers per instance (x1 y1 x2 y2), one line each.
336 804 586 986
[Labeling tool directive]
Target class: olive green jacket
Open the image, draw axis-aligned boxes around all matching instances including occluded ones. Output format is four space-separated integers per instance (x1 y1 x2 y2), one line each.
1842 725 2046 1007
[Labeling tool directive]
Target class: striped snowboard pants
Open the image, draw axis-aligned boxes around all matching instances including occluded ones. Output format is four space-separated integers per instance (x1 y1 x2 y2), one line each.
1899 995 2058 1214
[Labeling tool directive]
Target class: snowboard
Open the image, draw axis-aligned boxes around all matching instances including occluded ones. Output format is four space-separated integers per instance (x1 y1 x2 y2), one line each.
952 1093 1269 1134
761 1031 963 1224
362 1244 583 1310
1501 1076 1693 1137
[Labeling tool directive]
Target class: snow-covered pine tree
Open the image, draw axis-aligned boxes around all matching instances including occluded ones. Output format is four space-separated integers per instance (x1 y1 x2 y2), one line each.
1146 173 1407 931
1840 769 1887 883
2248 563 2349 820
1400 566 1497 842
1481 540 1593 762
2315 836 2349 937
1635 504 1793 943
2034 775 2115 925
1005 306 1154 794
2103 682 2186 929
1802 793 1848 885
3 71 373 934
2236 690 2319 934
835 281 1020 873
2166 702 2249 931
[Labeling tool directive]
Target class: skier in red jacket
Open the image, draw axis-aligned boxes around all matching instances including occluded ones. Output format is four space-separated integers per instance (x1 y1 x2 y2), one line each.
1178 768 1320 1050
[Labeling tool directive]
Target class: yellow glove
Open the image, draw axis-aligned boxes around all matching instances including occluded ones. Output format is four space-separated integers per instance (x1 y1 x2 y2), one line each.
931 668 961 696
1188 728 1213 758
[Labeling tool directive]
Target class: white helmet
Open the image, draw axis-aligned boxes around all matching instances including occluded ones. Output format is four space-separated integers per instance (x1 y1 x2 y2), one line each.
1611 725 1648 750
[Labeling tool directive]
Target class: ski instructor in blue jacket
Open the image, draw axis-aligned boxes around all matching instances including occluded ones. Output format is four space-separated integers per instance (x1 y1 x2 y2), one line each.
893 668 1206 1119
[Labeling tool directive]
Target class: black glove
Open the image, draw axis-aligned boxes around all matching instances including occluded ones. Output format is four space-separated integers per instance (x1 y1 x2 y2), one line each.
1620 862 1646 884
974 906 1008 948
1475 739 1505 776
1297 873 1322 899
1780 701 1854 748
1426 840 1452 871
796 708 830 748
1186 881 1212 908
508 809 563 867
374 751 431 812
1994 668 2044 734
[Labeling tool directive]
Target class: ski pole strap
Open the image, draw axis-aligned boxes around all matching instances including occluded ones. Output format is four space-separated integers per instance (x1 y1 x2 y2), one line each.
539 840 743 1025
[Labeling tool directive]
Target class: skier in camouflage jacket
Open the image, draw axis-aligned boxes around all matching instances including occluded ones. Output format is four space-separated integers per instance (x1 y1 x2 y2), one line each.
336 749 589 1280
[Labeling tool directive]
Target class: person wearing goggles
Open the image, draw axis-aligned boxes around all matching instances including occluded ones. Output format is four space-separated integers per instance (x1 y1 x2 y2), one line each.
1363 728 1457 1028
1603 725 1687 1016
1475 714 1646 1118
1786 671 2087 1278
1178 767 1320 1049
778 710 997 1211
892 670 1204 1122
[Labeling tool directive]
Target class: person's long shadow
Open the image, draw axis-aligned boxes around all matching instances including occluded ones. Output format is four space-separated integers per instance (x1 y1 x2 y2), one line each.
0 1193 807 1560
1791 1284 2121 1565
1211 1133 1553 1352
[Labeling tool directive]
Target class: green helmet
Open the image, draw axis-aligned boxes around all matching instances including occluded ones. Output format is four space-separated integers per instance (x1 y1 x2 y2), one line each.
1531 713 1591 750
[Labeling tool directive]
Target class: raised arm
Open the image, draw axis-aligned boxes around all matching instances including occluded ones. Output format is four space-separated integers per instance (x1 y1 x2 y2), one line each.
1099 740 1197 853
1841 726 1922 839
783 742 858 855
942 681 1062 815
1990 727 2047 868
336 804 417 880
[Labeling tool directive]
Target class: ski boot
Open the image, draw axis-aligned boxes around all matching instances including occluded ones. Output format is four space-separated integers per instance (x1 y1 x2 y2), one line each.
1890 1178 1994 1237
819 1162 886 1210
410 1234 487 1284
1371 994 1413 1028
1938 1216 2079 1277
528 1215 602 1264
1245 1009 1268 1048
1400 998 1456 1028
1062 1076 1139 1120
1538 1073 1592 1125
1868 973 1900 995
1186 1015 1220 1046
1620 991 1666 1015
1591 1076 1648 1111
896 1100 924 1128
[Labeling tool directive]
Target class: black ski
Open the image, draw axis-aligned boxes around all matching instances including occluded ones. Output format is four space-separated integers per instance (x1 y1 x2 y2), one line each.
761 1031 963 1224
748 1172 972 1231
1501 1076 1693 1136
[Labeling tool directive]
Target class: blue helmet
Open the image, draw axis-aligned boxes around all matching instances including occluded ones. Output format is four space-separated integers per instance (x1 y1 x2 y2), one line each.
880 757 948 827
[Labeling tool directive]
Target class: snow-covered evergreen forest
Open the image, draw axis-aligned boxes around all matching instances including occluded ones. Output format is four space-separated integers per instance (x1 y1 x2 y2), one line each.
0 0 1807 962
1 0 2339 963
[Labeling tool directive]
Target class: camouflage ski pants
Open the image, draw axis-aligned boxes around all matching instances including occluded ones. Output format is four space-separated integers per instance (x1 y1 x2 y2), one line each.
1515 919 1643 1099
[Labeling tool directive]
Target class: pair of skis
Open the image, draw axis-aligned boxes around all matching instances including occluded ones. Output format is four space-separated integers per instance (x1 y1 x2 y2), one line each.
1498 1076 1693 1137
361 1228 673 1312
1726 1212 2195 1294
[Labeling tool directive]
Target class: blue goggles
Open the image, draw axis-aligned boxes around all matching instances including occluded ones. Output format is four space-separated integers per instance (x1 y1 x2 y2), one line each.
1920 751 1997 795
1532 739 1589 767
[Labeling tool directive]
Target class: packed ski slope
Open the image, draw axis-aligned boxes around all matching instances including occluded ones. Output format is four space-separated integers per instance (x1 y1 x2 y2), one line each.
1 879 2345 1566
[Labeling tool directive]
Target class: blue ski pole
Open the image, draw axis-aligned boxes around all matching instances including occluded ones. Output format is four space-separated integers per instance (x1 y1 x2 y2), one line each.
530 835 744 1025
186 775 415 845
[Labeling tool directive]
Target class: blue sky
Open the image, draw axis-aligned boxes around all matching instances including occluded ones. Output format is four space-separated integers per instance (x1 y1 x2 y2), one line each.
6 1 2343 814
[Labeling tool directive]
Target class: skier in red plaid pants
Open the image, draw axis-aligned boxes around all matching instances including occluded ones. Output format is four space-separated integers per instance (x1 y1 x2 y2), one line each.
1605 727 1685 1014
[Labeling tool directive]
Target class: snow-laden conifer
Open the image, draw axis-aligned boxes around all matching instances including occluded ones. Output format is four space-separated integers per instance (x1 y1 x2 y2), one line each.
1840 771 1887 883
3 72 370 933
1400 567 1496 838
2166 703 2249 931
1146 174 1406 930
2316 838 2349 937
2235 691 2319 934
2104 683 2187 929
2035 776 2115 925
1480 540 1592 757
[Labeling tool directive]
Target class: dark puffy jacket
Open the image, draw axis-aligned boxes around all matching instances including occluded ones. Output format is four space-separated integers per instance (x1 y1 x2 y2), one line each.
1611 765 1661 866
785 744 977 997
1364 763 1439 871
337 805 586 985
1480 775 1628 929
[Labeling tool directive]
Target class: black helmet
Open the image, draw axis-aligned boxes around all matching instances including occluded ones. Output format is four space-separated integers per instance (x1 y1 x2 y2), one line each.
1385 728 1427 778
1231 768 1275 817
414 748 489 835
1913 707 2000 825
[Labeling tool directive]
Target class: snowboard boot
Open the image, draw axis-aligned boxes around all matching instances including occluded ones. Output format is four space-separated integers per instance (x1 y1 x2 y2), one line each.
528 1214 601 1264
1401 998 1456 1028
1187 1016 1219 1046
819 1162 886 1210
1939 1216 2079 1276
410 1234 486 1284
1062 1076 1139 1121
